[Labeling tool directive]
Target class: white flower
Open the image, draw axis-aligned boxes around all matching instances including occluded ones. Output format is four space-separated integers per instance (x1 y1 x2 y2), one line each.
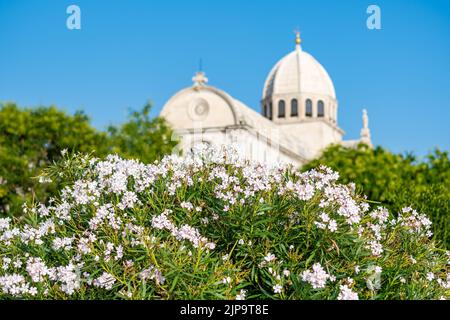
370 207 389 224
315 213 337 232
115 245 124 260
368 241 383 257
328 220 337 232
13 259 23 268
28 287 38 296
125 260 134 267
222 277 231 284
263 252 276 263
0 274 31 296
222 254 229 261
235 289 247 300
314 221 326 230
93 272 116 290
402 207 412 213
55 263 81 295
337 285 359 300
426 272 435 281
374 266 382 274
139 265 165 285
52 237 74 251
319 212 330 222
0 218 11 231
201 217 209 224
118 191 138 210
151 211 215 249
273 284 282 294
355 266 360 274
26 257 50 282
301 263 332 289
180 201 194 211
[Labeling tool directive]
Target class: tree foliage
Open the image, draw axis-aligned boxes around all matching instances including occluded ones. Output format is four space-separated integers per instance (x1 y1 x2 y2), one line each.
303 144 450 248
0 102 177 216
106 103 175 164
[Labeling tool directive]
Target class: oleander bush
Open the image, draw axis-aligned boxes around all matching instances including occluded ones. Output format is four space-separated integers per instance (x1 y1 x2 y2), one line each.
303 144 450 248
0 145 448 300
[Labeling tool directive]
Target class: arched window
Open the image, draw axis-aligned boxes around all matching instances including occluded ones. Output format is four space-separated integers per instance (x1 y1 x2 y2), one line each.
268 102 273 120
263 104 267 117
305 99 312 117
278 100 285 118
291 99 298 116
318 100 325 117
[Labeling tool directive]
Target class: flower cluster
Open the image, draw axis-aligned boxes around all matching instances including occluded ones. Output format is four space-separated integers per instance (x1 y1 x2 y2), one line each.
139 265 166 285
337 285 359 300
398 207 433 237
301 263 335 289
314 212 338 232
93 272 116 290
151 210 215 249
0 144 447 300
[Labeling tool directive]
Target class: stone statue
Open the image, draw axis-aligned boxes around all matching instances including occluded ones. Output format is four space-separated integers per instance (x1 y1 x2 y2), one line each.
362 109 369 129
360 109 372 147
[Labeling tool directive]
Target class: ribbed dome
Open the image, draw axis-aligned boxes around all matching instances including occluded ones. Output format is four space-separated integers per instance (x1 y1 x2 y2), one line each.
262 45 336 100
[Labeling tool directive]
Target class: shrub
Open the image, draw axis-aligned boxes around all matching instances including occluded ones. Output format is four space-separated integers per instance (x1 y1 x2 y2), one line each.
303 144 450 248
0 146 448 300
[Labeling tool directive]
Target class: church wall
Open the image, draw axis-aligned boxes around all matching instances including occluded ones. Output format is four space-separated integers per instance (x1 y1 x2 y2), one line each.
174 127 303 167
280 121 343 158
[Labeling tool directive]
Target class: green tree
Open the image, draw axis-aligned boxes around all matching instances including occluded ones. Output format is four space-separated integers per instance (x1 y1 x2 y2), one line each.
0 103 109 215
303 144 450 248
0 102 177 217
107 102 177 164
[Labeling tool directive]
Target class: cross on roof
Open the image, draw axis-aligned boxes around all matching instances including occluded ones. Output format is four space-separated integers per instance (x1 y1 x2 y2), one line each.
192 71 208 87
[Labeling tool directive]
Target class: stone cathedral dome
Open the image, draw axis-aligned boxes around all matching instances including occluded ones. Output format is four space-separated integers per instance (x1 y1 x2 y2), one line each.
262 32 336 100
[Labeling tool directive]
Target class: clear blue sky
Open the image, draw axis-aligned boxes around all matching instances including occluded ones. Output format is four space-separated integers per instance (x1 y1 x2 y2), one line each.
1 0 449 157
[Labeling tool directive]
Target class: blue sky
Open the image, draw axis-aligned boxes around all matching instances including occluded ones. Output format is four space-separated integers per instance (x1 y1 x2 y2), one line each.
1 0 449 157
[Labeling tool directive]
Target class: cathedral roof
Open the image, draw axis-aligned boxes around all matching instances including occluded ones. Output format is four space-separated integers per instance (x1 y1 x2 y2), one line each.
160 32 372 164
262 36 336 100
160 78 312 162
231 98 313 160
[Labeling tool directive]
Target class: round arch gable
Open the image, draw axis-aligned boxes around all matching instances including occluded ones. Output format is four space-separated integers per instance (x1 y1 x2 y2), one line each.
160 85 239 130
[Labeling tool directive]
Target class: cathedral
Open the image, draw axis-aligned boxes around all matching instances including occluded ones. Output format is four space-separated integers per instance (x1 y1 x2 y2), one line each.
160 32 372 166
